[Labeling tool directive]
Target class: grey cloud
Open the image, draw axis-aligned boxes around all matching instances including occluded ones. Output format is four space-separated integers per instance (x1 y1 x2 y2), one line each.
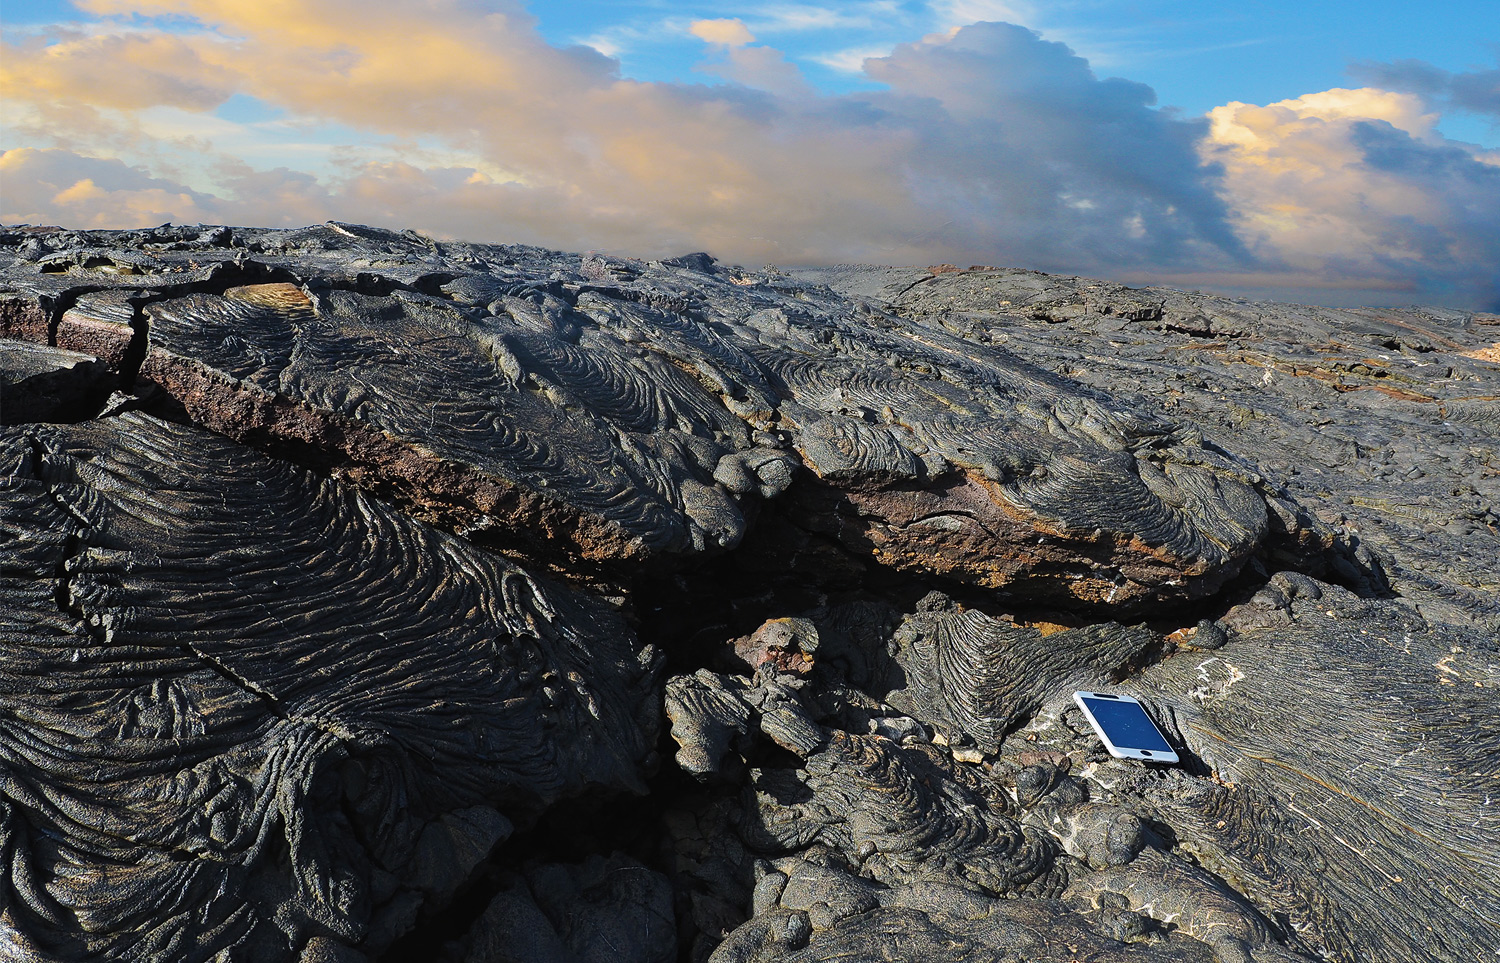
7 149 183 194
1350 58 1500 118
1350 120 1500 309
0 148 220 211
6 15 1251 278
0 148 223 223
856 22 1249 269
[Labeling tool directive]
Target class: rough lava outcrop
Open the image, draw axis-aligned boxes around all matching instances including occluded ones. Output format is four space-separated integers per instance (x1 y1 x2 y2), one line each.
1 224 1495 963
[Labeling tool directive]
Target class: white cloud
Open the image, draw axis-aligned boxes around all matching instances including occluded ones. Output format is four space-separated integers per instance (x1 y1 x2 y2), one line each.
574 30 628 59
743 3 901 33
807 45 889 73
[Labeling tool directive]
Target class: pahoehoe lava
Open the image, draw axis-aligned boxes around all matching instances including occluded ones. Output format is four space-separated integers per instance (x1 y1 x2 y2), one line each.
1 222 1496 963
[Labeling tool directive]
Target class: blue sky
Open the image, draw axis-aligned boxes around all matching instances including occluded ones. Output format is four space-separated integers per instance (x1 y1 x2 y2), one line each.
2 1 1497 308
527 0 1499 145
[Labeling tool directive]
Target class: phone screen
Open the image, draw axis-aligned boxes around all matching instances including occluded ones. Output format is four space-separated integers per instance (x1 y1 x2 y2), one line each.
1078 696 1172 752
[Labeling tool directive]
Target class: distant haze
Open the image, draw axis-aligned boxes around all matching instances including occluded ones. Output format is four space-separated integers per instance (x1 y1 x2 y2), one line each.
2 1 1497 310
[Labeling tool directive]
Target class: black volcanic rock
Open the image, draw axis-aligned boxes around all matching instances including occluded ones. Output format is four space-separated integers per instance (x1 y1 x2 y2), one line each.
0 341 114 424
2 223 1279 600
0 411 658 960
1 225 1496 963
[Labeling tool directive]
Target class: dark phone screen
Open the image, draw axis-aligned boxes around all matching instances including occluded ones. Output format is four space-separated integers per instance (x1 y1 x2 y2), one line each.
1080 697 1172 752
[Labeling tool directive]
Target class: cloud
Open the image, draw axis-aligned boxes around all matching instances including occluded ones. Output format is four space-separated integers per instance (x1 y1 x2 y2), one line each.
1204 88 1500 308
858 23 1247 265
742 3 901 34
928 0 1034 31
1349 58 1500 119
0 147 224 226
4 7 1246 273
807 45 889 74
2 3 1495 309
690 20 811 96
0 27 237 113
700 44 813 96
690 18 756 48
580 4 904 63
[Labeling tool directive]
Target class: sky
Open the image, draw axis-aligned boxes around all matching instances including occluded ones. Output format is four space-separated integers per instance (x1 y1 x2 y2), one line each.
2 1 1497 309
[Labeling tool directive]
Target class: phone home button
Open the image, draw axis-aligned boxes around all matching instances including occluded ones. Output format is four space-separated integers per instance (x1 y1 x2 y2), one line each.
1141 751 1153 756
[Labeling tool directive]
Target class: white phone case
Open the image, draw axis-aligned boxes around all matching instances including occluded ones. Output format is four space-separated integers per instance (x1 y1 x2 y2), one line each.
1073 690 1179 764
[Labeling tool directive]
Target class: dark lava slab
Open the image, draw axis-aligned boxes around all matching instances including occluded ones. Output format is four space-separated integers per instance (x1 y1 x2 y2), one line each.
0 411 659 962
1127 577 1500 963
136 280 759 572
800 263 1500 628
5 226 1281 603
0 340 114 424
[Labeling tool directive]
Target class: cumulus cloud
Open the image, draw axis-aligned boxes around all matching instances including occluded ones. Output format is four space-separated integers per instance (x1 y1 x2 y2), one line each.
1 1 1496 308
808 45 889 74
0 147 224 226
1 5 1243 272
690 18 812 95
1203 88 1500 308
690 18 756 48
1350 58 1500 120
2 28 235 113
862 24 1248 265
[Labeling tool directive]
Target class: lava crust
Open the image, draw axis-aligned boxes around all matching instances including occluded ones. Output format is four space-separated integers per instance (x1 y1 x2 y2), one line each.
1 224 1495 963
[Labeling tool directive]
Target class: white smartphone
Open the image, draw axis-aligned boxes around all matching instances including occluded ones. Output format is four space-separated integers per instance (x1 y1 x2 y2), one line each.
1073 691 1179 764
